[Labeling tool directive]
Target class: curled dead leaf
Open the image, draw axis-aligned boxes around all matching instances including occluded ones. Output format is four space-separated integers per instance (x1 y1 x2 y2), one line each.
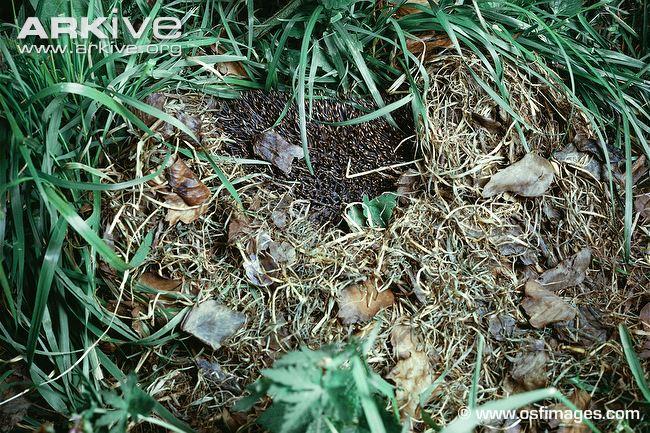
537 248 591 291
387 325 434 418
510 347 549 391
554 143 602 181
405 32 454 56
138 272 182 292
253 130 303 175
167 158 211 206
549 389 591 432
164 193 205 225
241 233 296 287
227 212 253 245
521 280 576 328
394 0 432 16
337 278 394 324
483 153 555 198
471 112 503 133
395 169 420 204
136 92 167 126
635 194 650 220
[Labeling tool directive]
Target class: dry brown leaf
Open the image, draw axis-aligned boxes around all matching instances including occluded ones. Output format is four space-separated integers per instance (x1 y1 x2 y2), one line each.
387 325 434 417
167 158 211 206
241 233 295 287
394 0 432 16
482 153 555 198
550 389 591 433
521 280 576 328
510 348 549 390
337 278 394 324
488 314 517 342
471 112 504 133
396 169 420 203
405 32 454 55
136 92 167 126
641 303 650 329
227 213 253 245
164 193 205 225
181 300 246 350
537 248 591 291
635 194 650 220
139 272 182 291
253 130 303 175
553 143 602 181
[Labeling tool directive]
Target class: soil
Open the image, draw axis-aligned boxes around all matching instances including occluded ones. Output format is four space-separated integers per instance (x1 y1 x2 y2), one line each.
210 91 416 224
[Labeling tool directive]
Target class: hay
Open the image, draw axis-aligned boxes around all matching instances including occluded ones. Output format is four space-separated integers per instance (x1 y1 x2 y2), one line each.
107 53 649 431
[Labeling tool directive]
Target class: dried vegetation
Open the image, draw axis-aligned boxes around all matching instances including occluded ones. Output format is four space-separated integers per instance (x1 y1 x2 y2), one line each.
105 53 649 431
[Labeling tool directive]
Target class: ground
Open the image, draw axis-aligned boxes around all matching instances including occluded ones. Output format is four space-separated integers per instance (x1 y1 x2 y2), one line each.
105 54 649 432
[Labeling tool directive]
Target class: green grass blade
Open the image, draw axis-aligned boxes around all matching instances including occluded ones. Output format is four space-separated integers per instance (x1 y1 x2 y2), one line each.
619 324 650 402
469 333 485 409
296 5 324 175
43 186 130 272
327 94 413 126
26 218 68 366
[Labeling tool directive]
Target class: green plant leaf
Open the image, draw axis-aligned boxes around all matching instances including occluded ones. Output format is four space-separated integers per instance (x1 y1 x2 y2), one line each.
619 324 650 402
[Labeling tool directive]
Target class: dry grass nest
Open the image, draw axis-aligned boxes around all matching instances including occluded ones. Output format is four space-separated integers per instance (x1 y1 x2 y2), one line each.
101 53 649 431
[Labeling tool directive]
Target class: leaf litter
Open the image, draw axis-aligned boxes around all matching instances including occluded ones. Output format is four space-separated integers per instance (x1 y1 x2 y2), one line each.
482 153 555 198
182 300 247 350
536 248 592 291
337 277 395 324
252 129 304 175
387 325 435 418
521 280 577 328
100 55 649 431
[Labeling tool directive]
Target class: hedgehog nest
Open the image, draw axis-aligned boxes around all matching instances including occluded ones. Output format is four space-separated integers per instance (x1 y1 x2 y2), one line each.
103 53 649 432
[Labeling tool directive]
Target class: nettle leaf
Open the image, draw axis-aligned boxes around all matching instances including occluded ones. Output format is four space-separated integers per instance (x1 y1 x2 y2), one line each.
258 399 320 433
128 390 156 417
235 341 400 433
262 366 320 390
234 379 271 412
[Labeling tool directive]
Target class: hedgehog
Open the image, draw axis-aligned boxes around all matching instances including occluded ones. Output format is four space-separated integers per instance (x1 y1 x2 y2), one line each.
211 91 416 225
